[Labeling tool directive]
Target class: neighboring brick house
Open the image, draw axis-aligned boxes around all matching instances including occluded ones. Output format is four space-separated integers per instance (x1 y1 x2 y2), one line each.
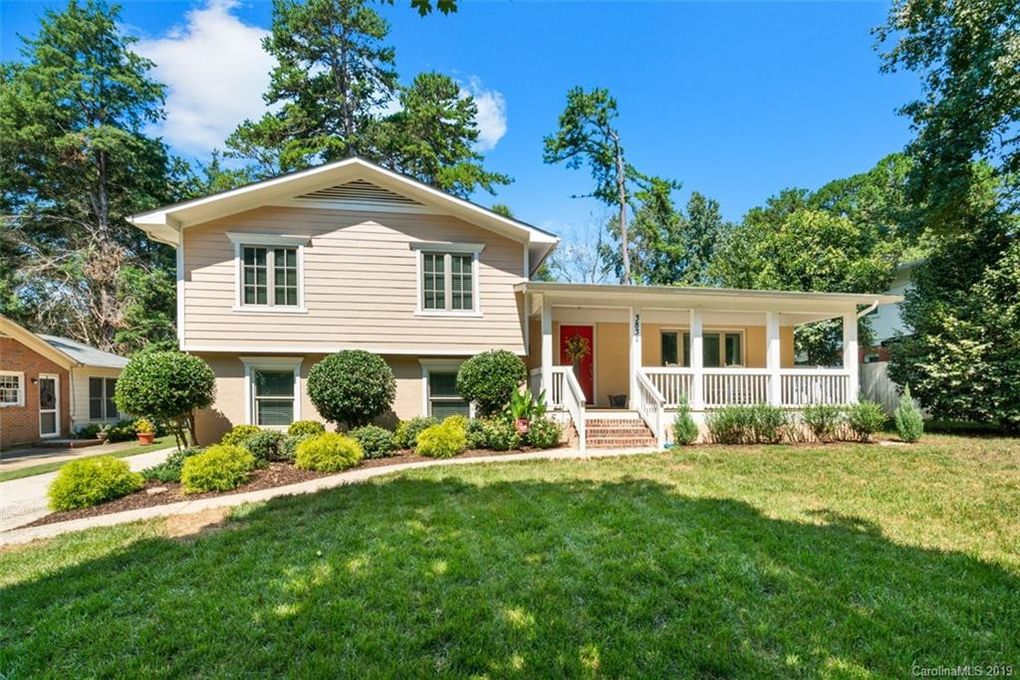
0 315 127 451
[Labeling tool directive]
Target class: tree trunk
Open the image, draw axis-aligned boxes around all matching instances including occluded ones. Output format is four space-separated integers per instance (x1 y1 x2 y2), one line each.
615 142 631 284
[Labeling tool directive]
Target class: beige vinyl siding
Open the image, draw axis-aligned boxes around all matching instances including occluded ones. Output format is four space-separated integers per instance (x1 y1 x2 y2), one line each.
69 366 122 432
183 207 526 354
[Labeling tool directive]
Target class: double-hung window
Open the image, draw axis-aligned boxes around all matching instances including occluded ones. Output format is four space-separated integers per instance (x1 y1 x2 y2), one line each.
243 358 302 428
88 377 119 420
0 371 24 407
228 233 308 311
421 362 471 418
660 330 743 367
413 243 482 314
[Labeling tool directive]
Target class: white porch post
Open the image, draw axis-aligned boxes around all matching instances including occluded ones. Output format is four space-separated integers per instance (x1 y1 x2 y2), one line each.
689 308 704 410
842 311 859 404
766 310 782 406
629 307 642 408
540 295 553 400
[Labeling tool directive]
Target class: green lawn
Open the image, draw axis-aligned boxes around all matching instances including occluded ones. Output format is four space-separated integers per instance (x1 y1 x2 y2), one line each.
2 435 1017 677
0 435 175 482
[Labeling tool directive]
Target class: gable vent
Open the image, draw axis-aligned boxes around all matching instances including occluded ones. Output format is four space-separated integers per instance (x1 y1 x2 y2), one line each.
296 179 424 209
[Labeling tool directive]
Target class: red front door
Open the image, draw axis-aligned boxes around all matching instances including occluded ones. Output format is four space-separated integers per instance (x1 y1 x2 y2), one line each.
559 325 594 404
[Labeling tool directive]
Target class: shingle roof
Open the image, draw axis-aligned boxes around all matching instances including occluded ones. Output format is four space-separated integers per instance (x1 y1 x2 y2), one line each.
38 335 129 369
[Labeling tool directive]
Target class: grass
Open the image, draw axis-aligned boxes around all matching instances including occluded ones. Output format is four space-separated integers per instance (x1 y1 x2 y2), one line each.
2 434 1018 677
0 435 175 482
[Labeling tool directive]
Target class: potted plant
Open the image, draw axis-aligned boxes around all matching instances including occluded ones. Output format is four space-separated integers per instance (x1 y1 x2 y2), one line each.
134 418 156 445
508 389 547 436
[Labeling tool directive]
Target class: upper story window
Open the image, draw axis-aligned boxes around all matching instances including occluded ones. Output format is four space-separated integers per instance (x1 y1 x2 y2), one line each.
0 371 24 407
412 242 484 315
227 232 309 313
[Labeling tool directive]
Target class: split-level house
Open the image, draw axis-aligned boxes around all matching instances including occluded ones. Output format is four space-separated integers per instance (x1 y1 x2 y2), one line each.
129 158 901 450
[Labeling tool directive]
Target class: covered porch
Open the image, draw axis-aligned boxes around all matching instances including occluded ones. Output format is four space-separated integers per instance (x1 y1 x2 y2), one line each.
517 282 901 450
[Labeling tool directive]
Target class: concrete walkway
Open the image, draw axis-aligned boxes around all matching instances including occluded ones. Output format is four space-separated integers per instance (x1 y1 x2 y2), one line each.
0 438 171 472
0 446 176 534
0 447 658 546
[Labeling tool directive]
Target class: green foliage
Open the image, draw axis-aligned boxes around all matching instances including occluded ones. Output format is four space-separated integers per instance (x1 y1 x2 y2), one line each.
134 418 156 435
846 402 887 442
894 387 925 443
393 416 438 450
525 417 562 449
114 351 216 447
141 447 204 484
244 430 286 466
113 266 177 355
279 434 312 462
802 404 844 443
456 350 526 416
287 420 325 437
221 425 263 448
349 425 395 459
415 420 467 458
105 419 142 443
671 398 699 446
180 444 255 494
706 405 789 445
508 388 546 422
307 351 396 428
48 456 143 511
466 418 519 451
294 433 364 472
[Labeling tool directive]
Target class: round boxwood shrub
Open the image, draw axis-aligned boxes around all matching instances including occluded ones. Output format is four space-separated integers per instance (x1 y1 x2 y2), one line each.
288 420 325 437
279 434 312 462
295 433 364 472
415 421 467 458
48 457 143 511
393 416 438 450
349 425 395 459
243 430 285 465
180 444 255 494
141 446 205 483
221 424 261 447
526 417 562 449
456 350 527 416
114 351 215 447
307 351 396 428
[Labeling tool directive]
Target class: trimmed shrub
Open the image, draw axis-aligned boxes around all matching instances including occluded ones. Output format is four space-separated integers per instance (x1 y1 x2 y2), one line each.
106 419 140 443
307 351 396 427
443 414 469 431
469 417 519 450
244 430 285 465
750 404 789 444
288 420 325 437
706 404 789 445
279 434 312 462
180 444 255 494
415 421 467 458
466 418 487 449
456 350 527 416
394 416 438 450
349 425 395 459
526 417 562 449
141 446 204 483
221 425 261 448
846 401 887 442
802 403 844 443
672 397 699 446
48 457 143 511
895 386 924 443
114 350 215 447
295 433 364 472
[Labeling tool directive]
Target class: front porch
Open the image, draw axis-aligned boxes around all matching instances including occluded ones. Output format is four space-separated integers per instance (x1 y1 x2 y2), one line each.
518 282 901 451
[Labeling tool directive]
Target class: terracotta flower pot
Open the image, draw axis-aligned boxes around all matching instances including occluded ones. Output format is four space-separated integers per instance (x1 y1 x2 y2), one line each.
137 432 155 445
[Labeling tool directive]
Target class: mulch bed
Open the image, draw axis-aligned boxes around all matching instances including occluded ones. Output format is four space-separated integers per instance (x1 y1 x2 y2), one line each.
23 447 554 529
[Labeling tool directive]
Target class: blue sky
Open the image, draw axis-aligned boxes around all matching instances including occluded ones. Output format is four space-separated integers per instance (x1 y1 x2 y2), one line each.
1 1 919 234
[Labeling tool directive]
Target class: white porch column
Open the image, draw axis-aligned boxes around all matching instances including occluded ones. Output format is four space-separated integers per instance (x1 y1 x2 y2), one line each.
540 295 553 400
842 311 859 404
689 308 704 410
629 307 642 408
766 310 782 406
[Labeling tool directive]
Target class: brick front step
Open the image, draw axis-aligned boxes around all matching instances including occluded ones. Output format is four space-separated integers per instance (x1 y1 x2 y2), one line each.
585 427 656 437
586 438 658 448
585 419 642 426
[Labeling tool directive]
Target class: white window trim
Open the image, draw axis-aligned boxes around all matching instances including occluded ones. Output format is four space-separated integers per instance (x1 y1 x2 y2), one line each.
241 356 303 429
88 376 120 422
38 372 60 438
411 242 484 317
661 328 747 368
227 232 310 313
419 359 474 418
0 370 25 408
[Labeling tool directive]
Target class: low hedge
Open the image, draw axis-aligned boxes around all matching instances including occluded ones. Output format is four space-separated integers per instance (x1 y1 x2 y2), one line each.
295 433 364 472
180 444 255 494
48 457 144 511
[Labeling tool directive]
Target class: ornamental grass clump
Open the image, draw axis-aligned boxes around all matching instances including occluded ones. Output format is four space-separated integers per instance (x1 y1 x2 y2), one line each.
180 445 255 494
48 457 143 511
294 433 364 472
894 386 924 443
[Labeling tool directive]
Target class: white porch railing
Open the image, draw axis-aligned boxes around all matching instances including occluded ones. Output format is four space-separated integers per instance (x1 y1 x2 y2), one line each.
642 368 694 409
637 367 853 409
703 369 770 407
635 370 666 448
781 369 851 406
556 367 586 453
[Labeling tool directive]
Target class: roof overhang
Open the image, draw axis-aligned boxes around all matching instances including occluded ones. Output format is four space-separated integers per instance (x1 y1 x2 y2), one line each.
0 315 78 369
128 157 560 274
517 282 903 326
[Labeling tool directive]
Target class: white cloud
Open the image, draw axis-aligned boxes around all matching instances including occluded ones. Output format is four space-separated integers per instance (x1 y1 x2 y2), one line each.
137 0 274 156
461 77 507 152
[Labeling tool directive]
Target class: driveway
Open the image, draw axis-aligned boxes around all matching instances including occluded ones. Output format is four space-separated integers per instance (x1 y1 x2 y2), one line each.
0 446 175 531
